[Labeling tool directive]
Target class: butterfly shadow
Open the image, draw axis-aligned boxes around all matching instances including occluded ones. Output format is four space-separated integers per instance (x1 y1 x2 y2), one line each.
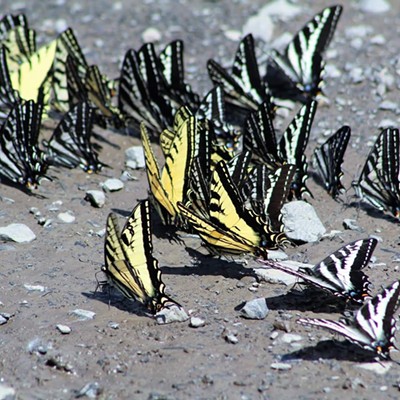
161 246 258 280
82 283 150 318
281 339 379 363
346 196 400 223
0 177 49 198
265 288 350 314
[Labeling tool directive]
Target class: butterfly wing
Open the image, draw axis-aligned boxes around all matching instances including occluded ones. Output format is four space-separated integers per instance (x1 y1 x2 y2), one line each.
313 125 351 198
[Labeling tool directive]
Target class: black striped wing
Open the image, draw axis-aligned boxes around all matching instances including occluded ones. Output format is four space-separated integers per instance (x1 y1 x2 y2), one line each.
207 34 271 111
103 200 180 314
278 100 317 199
159 39 200 109
297 280 400 359
44 101 105 172
262 238 377 303
265 5 343 102
313 125 351 198
0 99 48 188
353 128 400 218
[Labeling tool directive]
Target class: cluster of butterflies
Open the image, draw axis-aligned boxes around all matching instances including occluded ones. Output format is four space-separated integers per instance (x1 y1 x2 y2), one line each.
2 5 400 361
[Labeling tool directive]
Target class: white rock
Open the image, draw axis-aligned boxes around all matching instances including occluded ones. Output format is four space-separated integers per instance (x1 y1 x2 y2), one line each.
281 201 326 242
70 309 96 320
379 119 396 129
268 250 288 261
279 333 303 344
0 316 7 325
56 324 71 334
345 25 373 38
356 362 392 374
254 267 298 286
57 211 75 223
358 0 390 13
189 316 206 328
24 284 46 292
370 34 385 45
324 64 341 79
54 18 68 33
142 27 162 42
350 38 363 50
257 0 301 21
379 100 397 112
349 67 364 84
0 223 36 243
239 298 269 320
0 384 15 400
155 305 189 324
243 11 274 42
125 146 146 169
85 190 106 208
223 29 242 42
271 362 292 370
102 178 124 192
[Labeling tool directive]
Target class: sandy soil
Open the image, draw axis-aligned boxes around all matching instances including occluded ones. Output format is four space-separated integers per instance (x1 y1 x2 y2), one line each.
1 1 400 399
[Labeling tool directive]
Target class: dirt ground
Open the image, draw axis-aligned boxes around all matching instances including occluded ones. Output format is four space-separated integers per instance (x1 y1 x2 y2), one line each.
1 0 400 399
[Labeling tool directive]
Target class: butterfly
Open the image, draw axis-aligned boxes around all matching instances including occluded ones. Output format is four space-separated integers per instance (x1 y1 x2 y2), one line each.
0 98 49 188
264 5 343 103
261 238 378 303
158 39 200 109
141 106 197 226
178 160 288 258
244 99 318 199
241 164 296 234
0 13 36 70
207 34 272 113
103 200 182 314
297 280 400 360
313 125 351 198
43 101 106 173
352 128 400 219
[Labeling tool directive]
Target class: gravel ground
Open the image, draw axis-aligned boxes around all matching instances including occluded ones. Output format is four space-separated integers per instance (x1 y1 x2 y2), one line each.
1 0 400 399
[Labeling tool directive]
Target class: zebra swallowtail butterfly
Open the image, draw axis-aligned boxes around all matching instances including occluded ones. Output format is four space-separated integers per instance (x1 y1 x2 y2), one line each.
264 5 343 103
297 280 400 360
260 238 378 303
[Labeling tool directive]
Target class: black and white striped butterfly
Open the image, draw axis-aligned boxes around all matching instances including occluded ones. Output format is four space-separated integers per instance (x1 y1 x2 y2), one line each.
352 128 400 219
207 34 272 113
44 101 106 173
297 280 400 360
244 99 317 199
0 98 48 189
260 238 378 303
264 5 343 103
313 125 351 198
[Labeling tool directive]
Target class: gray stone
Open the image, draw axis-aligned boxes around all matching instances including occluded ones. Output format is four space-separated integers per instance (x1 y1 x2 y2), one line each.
75 382 102 399
57 211 75 223
281 201 326 242
189 316 206 328
355 362 392 374
0 223 36 243
258 0 301 21
239 298 269 320
223 29 241 42
379 100 397 111
0 384 15 400
0 316 7 325
141 27 162 42
270 362 292 370
24 284 46 292
349 67 364 84
359 0 390 13
155 305 189 324
102 178 124 192
242 11 274 42
268 250 288 261
125 146 145 169
56 324 71 334
70 309 96 320
279 333 303 344
85 190 106 208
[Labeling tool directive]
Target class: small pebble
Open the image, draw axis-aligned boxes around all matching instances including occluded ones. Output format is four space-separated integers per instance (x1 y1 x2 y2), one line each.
359 0 390 13
75 382 102 399
239 298 269 320
102 178 124 192
125 146 146 169
155 305 189 324
270 362 292 371
85 190 106 208
343 219 362 231
0 384 16 400
56 324 71 334
0 223 36 243
57 212 75 223
142 27 162 42
24 284 46 292
70 309 96 320
0 315 8 325
108 322 119 329
189 316 206 328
